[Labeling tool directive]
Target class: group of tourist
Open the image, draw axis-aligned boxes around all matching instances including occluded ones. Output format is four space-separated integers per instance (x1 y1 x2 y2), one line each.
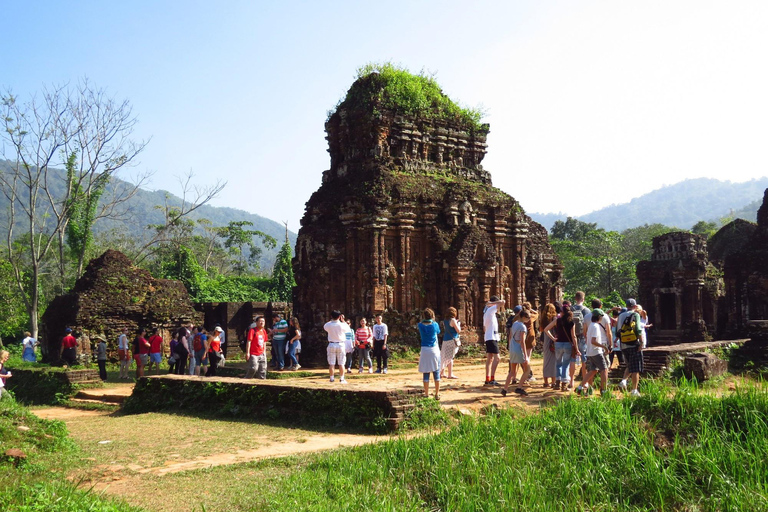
323 308 461 399
244 314 302 379
43 296 649 400
495 292 650 397
323 312 390 383
321 291 649 401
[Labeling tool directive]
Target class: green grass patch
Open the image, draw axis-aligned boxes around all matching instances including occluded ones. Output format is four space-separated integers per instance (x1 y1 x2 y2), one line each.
0 481 143 511
400 397 453 431
233 380 768 511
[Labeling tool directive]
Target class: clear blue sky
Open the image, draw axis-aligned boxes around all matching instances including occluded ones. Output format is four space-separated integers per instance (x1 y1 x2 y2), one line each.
3 1 767 232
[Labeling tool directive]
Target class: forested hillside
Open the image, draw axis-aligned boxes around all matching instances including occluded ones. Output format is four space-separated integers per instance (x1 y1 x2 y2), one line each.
0 160 296 270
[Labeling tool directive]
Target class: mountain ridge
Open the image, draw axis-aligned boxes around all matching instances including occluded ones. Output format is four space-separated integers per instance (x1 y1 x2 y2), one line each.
526 177 768 231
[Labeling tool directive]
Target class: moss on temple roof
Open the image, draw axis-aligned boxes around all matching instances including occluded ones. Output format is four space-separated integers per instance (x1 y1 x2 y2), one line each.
332 63 487 133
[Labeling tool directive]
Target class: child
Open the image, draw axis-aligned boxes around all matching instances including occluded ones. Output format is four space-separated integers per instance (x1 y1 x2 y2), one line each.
0 350 12 399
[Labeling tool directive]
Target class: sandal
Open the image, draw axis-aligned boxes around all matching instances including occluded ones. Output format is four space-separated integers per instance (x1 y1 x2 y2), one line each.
434 394 440 401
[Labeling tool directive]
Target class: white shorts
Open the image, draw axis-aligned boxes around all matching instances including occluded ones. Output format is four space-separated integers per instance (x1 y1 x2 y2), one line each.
327 343 346 366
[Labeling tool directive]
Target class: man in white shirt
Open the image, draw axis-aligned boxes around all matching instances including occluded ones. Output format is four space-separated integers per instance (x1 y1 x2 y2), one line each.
483 295 505 386
324 310 350 383
582 309 611 395
579 298 612 394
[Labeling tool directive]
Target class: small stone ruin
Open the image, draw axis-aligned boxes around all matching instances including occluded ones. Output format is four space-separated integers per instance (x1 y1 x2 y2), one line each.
293 72 563 362
636 232 720 343
40 250 201 363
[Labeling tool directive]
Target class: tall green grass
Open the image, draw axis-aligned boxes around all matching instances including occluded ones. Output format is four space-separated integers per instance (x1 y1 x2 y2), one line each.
251 381 768 511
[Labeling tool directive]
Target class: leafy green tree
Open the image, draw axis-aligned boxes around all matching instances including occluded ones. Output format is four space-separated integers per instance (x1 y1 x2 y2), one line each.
691 220 719 239
551 221 675 300
271 230 295 302
0 259 30 341
550 217 599 242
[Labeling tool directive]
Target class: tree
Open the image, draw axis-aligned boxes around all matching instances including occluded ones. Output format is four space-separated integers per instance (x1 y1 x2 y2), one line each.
134 172 225 265
551 221 676 300
550 217 598 242
271 225 296 302
691 220 719 239
1 81 148 336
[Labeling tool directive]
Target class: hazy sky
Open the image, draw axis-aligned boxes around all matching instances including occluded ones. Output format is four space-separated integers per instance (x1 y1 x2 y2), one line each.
3 1 767 232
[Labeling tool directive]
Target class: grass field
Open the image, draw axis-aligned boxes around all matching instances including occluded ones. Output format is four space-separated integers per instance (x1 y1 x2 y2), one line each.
1 377 767 511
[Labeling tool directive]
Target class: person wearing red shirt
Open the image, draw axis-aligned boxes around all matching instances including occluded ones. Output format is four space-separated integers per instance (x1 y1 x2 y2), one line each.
60 328 78 366
244 317 267 379
132 328 150 378
146 328 164 375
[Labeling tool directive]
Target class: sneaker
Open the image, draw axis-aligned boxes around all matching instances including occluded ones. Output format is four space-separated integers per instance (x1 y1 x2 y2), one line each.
489 380 500 386
330 377 335 383
383 368 388 374
368 368 373 374
515 388 529 396
374 369 382 374
630 389 641 397
484 380 492 386
618 380 628 392
575 385 583 395
501 389 507 397
340 378 348 384
528 377 537 383
358 368 363 374
294 364 301 371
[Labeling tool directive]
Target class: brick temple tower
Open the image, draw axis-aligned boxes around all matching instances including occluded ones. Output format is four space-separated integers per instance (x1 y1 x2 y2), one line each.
293 69 563 361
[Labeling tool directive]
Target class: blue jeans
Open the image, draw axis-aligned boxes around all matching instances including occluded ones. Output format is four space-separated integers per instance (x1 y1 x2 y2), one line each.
555 342 572 382
274 339 286 369
423 371 440 382
288 341 299 367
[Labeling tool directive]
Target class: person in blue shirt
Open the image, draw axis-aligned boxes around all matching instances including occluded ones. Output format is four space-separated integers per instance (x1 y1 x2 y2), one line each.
417 308 442 400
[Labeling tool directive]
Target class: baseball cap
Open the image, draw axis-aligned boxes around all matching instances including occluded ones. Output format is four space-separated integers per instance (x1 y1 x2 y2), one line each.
626 299 637 307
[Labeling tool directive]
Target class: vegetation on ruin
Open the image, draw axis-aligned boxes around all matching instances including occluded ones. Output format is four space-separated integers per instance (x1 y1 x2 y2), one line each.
380 170 515 209
334 63 487 133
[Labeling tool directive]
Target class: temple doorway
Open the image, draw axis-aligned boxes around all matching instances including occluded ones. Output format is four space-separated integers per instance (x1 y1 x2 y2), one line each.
659 293 677 330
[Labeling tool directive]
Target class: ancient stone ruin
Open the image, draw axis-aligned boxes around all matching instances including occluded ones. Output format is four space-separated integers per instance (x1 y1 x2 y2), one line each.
41 250 201 363
719 188 768 337
636 232 721 343
293 70 563 361
637 188 768 342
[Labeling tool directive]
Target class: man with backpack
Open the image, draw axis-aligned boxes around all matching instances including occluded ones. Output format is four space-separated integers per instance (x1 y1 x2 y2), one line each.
616 299 644 396
570 291 590 391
